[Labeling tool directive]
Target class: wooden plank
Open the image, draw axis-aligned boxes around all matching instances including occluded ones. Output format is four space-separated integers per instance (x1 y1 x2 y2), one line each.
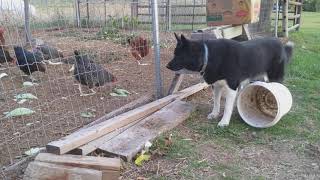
288 24 300 32
98 100 194 161
82 95 154 129
138 13 206 17
167 74 184 95
46 83 208 155
71 118 142 155
212 29 223 39
242 24 252 40
137 20 206 25
191 32 217 41
137 4 205 8
23 161 102 180
272 14 301 20
221 25 243 39
35 153 120 171
289 1 302 6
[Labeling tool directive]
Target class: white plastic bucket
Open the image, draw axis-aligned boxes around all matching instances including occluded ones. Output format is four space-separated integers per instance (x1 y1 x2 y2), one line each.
237 82 292 128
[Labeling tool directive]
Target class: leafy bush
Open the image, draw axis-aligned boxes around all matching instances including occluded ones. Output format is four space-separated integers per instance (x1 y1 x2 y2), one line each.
303 0 320 12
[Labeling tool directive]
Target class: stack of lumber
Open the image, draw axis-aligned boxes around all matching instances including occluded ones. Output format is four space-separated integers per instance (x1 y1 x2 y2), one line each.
24 153 120 180
24 83 208 179
45 82 207 156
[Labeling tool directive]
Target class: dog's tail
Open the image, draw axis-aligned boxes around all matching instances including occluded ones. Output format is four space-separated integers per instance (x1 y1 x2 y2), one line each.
283 41 294 63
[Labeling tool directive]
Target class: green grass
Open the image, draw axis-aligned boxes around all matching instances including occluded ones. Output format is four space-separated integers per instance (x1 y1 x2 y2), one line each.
147 12 320 179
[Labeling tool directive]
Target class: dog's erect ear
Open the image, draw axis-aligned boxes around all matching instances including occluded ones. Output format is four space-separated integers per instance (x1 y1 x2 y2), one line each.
180 34 188 44
174 33 181 42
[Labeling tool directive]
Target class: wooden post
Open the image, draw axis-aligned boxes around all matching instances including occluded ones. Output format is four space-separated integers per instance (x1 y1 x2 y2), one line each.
282 0 289 37
104 0 107 25
165 0 172 31
86 0 89 26
167 74 184 95
191 0 196 30
75 0 81 27
24 0 32 44
131 0 138 18
274 0 279 37
296 0 302 31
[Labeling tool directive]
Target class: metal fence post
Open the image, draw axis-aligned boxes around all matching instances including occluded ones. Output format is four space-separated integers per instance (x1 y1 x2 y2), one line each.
151 0 163 98
24 0 32 44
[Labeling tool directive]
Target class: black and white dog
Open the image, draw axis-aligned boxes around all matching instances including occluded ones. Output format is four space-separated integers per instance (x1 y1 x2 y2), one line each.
166 33 293 127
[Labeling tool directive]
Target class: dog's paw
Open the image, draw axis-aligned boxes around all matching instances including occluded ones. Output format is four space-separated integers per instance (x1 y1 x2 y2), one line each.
217 121 229 128
207 112 219 120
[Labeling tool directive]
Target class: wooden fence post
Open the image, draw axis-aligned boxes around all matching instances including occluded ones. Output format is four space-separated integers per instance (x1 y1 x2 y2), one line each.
24 0 32 44
86 0 89 26
131 0 138 18
75 0 81 27
165 0 172 31
282 0 289 37
296 0 303 31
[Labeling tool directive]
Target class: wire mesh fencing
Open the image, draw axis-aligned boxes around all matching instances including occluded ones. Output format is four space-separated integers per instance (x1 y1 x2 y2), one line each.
0 1 200 178
0 0 273 179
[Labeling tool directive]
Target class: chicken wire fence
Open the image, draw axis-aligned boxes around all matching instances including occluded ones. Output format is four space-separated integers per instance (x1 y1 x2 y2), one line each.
0 0 273 179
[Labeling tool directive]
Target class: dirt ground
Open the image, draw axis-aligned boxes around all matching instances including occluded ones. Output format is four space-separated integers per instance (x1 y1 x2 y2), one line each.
0 27 200 171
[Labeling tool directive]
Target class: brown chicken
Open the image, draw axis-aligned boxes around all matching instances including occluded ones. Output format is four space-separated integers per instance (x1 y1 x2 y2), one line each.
0 28 15 65
127 36 150 65
0 28 5 46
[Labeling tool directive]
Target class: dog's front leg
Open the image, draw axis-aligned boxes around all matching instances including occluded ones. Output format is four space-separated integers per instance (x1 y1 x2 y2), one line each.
207 81 224 120
217 87 238 127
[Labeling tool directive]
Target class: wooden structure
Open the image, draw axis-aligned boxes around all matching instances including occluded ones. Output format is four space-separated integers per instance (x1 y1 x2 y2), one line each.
132 1 206 30
23 83 208 179
274 0 303 37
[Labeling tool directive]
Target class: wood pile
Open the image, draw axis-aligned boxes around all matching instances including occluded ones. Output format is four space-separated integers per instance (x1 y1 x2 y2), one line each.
23 83 208 180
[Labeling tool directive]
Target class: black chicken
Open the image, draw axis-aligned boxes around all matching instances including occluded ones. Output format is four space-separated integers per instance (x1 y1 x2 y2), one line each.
0 47 14 65
36 44 64 60
14 46 46 81
74 50 116 96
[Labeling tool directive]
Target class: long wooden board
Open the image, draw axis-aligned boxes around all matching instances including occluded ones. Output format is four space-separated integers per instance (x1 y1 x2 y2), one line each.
35 153 120 171
35 153 120 180
46 83 208 155
98 100 194 161
221 25 243 39
23 161 102 180
82 95 154 129
70 118 142 155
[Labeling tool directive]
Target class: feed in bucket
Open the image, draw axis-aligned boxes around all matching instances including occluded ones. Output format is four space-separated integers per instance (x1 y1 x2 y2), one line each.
237 82 292 128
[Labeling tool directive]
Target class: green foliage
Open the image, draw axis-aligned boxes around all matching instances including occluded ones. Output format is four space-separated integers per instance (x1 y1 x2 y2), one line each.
303 0 320 12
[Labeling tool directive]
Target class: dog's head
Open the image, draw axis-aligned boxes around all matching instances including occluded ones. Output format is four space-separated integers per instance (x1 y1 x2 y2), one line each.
166 33 203 73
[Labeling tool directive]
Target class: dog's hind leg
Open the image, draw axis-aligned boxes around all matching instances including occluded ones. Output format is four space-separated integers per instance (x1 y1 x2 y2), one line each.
207 80 225 120
217 87 238 127
268 62 285 83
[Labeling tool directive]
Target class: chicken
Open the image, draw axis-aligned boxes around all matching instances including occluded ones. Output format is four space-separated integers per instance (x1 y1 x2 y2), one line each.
0 48 14 65
0 28 5 46
127 36 150 65
14 46 46 82
0 28 15 65
35 44 64 60
73 50 116 96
